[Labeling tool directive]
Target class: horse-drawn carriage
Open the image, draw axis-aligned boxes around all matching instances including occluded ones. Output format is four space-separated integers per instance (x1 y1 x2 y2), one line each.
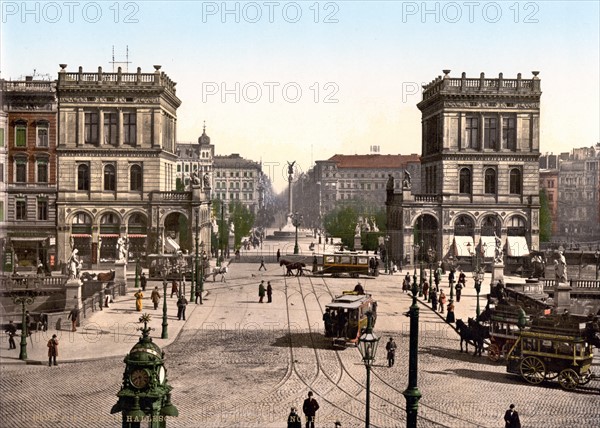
506 315 597 390
486 302 530 362
324 292 377 348
147 253 207 281
317 252 379 278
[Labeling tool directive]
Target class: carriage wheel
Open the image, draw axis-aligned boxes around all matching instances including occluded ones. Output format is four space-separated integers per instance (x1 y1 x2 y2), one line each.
578 369 592 385
544 371 559 380
488 344 501 362
558 368 579 390
520 356 545 384
501 342 513 358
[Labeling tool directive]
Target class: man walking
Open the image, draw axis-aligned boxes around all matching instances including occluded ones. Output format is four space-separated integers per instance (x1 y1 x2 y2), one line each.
258 280 266 303
455 280 463 302
259 256 267 271
386 337 397 367
5 320 17 349
68 305 80 332
177 295 188 320
276 249 281 263
504 404 521 428
267 281 273 303
302 391 320 428
151 286 161 310
47 334 59 366
140 272 147 291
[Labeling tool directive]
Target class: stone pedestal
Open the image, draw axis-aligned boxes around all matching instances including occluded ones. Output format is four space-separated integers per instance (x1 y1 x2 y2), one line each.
115 260 127 288
65 279 82 311
553 281 572 313
354 235 362 251
491 263 504 285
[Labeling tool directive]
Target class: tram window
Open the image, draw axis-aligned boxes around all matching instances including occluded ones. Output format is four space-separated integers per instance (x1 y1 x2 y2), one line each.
325 256 334 263
358 257 368 264
541 340 552 353
341 256 350 264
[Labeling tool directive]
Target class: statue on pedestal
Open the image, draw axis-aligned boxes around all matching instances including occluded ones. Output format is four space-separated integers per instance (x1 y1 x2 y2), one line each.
494 233 503 264
116 236 129 263
402 170 411 189
67 248 82 280
554 251 568 283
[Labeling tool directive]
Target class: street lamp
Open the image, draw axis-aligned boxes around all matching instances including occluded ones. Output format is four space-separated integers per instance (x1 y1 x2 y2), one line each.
472 242 486 319
403 264 422 428
292 212 303 255
427 247 435 302
161 274 168 339
217 202 225 267
192 208 199 303
595 250 599 281
384 235 390 274
358 311 379 428
12 292 35 360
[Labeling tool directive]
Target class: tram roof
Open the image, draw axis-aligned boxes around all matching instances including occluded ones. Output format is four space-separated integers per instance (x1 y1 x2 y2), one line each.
326 294 373 309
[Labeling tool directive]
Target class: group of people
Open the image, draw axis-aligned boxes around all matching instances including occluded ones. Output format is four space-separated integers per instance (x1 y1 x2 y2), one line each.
258 280 273 303
287 391 321 428
132 275 195 320
322 308 348 338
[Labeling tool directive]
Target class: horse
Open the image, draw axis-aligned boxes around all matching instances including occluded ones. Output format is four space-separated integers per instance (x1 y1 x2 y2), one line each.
455 319 485 356
97 269 116 282
80 272 97 282
211 266 228 282
468 317 490 341
280 259 305 276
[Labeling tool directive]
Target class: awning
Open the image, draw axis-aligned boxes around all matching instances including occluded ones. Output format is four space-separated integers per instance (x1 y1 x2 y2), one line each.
480 236 497 258
10 236 47 242
100 234 120 238
453 236 474 257
128 234 147 239
506 236 529 257
71 234 92 238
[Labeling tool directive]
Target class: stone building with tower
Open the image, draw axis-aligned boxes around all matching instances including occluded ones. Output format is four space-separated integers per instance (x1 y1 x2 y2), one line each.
55 65 211 267
176 124 215 189
386 71 542 270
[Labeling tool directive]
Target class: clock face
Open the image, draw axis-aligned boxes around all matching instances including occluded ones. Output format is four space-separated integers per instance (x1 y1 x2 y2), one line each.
158 366 166 384
130 369 150 389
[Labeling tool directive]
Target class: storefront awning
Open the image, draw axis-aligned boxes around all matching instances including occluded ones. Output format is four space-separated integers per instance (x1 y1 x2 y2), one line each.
506 236 529 257
72 234 92 238
453 236 474 257
10 236 47 241
128 234 147 238
480 236 497 258
100 234 120 238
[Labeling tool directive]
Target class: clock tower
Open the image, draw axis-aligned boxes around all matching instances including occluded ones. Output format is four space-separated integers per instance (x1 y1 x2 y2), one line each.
111 314 178 427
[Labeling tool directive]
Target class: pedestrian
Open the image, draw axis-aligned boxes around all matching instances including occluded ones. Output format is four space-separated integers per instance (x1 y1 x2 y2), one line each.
171 280 179 298
258 280 266 303
446 300 455 323
422 279 429 300
5 320 17 349
276 249 281 263
312 254 318 273
353 282 365 295
267 281 273 303
68 305 80 332
448 268 455 285
287 407 302 428
386 337 397 367
134 290 144 311
259 256 267 271
323 309 332 337
195 287 203 305
503 404 521 428
302 391 320 428
455 281 463 302
47 334 59 366
177 295 188 320
430 289 438 312
337 311 347 337
140 272 147 291
403 273 411 293
458 269 466 288
439 290 447 313
25 311 32 336
151 286 161 310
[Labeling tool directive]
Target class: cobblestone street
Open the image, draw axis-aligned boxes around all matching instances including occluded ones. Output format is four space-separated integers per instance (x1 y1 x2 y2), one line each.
1 261 599 427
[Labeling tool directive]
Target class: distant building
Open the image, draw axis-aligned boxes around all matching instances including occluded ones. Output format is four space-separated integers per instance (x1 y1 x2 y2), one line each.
387 71 542 268
539 168 559 235
1 77 58 271
176 124 214 188
213 154 263 214
313 154 421 214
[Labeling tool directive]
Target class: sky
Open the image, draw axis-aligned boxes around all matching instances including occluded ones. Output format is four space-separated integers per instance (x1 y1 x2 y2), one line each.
2 1 598 192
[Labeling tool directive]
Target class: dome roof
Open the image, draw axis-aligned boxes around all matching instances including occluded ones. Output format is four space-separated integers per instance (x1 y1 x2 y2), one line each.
198 122 211 145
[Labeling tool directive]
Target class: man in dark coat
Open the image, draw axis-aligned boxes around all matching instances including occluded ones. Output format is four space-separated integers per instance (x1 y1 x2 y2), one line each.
287 407 302 428
504 404 521 428
267 281 273 303
258 281 266 303
68 306 80 332
140 272 147 291
385 337 397 367
276 249 281 263
177 295 188 320
5 320 17 349
302 391 319 428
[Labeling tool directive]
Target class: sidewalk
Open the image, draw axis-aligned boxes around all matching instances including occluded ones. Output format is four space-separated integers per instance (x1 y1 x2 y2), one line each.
0 278 207 365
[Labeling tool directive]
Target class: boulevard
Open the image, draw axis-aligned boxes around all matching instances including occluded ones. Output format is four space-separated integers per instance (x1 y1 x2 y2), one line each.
1 234 599 428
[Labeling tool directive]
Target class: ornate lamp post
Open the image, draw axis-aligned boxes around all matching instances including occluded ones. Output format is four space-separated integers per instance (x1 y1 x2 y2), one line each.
12 292 35 360
427 247 435 302
412 242 420 296
595 250 599 281
217 202 224 267
292 212 303 255
403 265 422 427
473 243 485 319
358 312 379 428
134 259 140 288
418 239 424 297
192 208 199 302
161 275 168 339
384 235 391 274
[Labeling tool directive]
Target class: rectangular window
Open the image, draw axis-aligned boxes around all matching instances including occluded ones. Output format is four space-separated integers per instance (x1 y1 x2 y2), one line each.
37 199 48 220
503 117 516 150
484 118 497 149
465 117 479 149
123 113 136 145
0 163 3 182
104 113 117 145
16 199 27 220
15 125 27 147
85 112 99 144
37 161 48 183
0 201 3 221
15 161 27 182
0 128 4 147
37 126 49 147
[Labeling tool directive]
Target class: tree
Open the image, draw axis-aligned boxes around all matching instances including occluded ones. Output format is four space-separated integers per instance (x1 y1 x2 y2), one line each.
539 189 552 242
228 201 255 248
323 205 358 249
211 199 227 257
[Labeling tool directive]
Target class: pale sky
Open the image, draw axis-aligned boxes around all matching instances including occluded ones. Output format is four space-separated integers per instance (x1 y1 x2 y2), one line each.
2 1 598 192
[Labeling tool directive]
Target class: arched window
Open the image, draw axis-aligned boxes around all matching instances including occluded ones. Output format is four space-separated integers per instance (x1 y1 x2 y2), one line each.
130 164 143 191
104 164 116 191
459 168 471 194
484 168 496 194
77 164 90 191
509 169 522 194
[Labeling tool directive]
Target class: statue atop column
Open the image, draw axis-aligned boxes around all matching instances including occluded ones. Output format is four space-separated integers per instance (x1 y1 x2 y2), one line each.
402 170 411 189
554 250 568 283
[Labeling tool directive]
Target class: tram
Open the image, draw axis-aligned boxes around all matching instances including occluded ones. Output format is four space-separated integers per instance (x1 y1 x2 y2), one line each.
487 302 530 362
317 252 380 278
324 292 377 348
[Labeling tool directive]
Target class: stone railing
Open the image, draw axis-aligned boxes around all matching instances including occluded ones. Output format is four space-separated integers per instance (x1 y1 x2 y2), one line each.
150 191 192 202
422 72 540 100
1 275 68 292
414 194 442 203
541 279 600 290
2 80 56 92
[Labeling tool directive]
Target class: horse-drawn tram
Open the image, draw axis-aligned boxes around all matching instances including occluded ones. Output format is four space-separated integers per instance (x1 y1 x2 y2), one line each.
506 316 595 390
487 303 530 362
324 292 377 348
318 252 379 278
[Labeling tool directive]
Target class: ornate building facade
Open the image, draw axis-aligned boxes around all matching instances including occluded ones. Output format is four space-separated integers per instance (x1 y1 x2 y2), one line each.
1 77 58 270
213 154 263 214
176 124 214 189
55 65 211 266
387 71 542 268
